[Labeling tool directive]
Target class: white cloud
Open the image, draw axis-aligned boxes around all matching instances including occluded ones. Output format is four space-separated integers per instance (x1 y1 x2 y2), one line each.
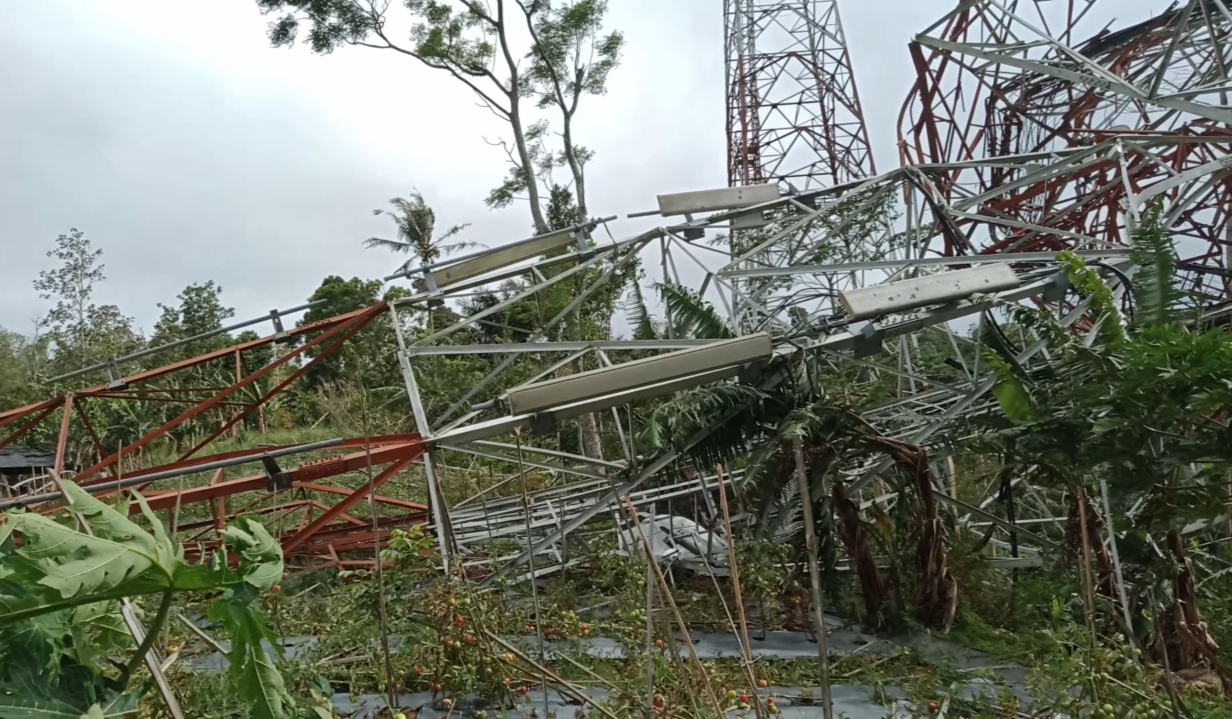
0 0 1163 341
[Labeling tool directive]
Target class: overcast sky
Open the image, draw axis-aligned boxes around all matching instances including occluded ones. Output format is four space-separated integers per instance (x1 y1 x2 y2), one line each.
1 0 1152 339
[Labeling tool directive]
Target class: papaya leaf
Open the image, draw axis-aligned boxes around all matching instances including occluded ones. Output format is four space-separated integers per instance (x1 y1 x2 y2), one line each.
2 483 287 717
0 637 139 718
1 482 283 625
69 602 132 667
81 692 140 719
209 585 294 719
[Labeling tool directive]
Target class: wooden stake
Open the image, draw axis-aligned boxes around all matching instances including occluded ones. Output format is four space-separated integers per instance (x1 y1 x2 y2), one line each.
623 498 726 718
484 631 624 719
793 437 833 719
716 463 766 719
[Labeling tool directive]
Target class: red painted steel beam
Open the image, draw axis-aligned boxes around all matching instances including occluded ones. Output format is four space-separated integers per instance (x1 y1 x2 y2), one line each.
169 310 384 466
283 453 421 554
0 304 389 425
297 482 428 512
182 510 427 564
74 306 386 484
135 437 425 511
0 406 56 452
92 434 424 489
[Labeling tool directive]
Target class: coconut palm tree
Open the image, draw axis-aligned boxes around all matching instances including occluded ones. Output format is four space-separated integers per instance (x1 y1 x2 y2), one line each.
364 191 478 265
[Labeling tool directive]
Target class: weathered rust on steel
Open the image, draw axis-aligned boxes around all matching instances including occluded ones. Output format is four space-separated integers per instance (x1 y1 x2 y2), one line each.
0 302 434 569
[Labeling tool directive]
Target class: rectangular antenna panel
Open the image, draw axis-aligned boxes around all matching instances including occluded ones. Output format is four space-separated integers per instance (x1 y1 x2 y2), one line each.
424 229 577 292
656 183 779 217
506 333 772 415
839 264 1020 321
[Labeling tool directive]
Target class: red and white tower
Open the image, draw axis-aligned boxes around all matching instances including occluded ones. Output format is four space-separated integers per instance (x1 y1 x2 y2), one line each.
724 0 876 190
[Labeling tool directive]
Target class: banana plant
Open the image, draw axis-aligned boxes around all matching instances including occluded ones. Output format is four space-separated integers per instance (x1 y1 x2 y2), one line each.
0 480 295 719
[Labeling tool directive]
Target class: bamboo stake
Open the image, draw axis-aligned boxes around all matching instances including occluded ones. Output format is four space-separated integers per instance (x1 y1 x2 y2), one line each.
484 631 623 719
622 498 726 718
1099 478 1135 639
716 463 767 719
694 523 765 717
793 437 833 719
359 379 397 711
514 428 552 713
177 612 227 655
1076 487 1109 712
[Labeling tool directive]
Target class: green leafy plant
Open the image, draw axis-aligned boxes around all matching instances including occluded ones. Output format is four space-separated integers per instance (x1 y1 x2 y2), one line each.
0 480 292 719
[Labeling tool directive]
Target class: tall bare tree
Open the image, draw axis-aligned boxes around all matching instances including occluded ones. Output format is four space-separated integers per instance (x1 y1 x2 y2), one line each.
257 0 622 231
257 0 623 461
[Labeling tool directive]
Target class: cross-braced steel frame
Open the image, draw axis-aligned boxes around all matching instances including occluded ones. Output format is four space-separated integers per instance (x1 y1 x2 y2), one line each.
6 0 1232 584
0 304 430 572
725 0 876 189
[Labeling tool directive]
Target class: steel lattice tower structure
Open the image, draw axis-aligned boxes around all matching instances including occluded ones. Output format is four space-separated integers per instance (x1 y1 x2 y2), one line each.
724 0 876 190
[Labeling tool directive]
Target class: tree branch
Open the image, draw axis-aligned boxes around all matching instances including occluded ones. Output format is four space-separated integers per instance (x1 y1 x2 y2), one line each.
516 0 573 120
460 0 500 28
364 29 513 119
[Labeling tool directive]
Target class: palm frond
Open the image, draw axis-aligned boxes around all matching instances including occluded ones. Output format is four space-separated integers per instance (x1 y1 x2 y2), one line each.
363 237 413 254
625 282 659 341
770 477 804 543
743 440 793 532
639 382 765 452
438 237 483 256
437 224 474 244
1129 199 1182 327
655 282 734 340
638 381 768 471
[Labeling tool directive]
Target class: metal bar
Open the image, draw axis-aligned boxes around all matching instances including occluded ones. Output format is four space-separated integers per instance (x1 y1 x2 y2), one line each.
381 216 618 282
404 339 715 356
283 456 420 553
439 444 607 480
0 438 348 511
390 302 454 569
410 240 640 348
485 365 789 581
469 440 625 470
46 300 324 384
0 406 56 446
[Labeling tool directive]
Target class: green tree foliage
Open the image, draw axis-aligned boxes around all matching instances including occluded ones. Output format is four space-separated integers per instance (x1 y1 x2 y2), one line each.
978 210 1232 673
626 278 959 629
284 276 413 430
150 281 236 359
520 0 623 218
34 229 142 376
427 184 631 457
71 281 246 460
0 328 45 411
255 0 621 232
0 481 290 718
